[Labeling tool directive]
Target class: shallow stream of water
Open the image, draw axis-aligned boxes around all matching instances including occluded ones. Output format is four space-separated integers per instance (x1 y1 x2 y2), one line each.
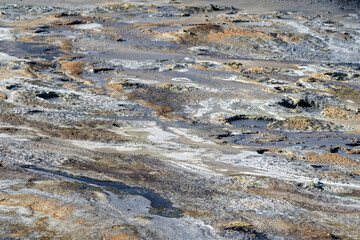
21 165 183 218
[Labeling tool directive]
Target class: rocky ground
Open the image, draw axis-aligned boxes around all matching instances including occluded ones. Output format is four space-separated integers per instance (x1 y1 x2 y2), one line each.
0 0 359 239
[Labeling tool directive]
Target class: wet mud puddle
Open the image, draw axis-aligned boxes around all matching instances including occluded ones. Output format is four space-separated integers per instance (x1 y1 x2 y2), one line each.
229 119 360 158
21 165 182 218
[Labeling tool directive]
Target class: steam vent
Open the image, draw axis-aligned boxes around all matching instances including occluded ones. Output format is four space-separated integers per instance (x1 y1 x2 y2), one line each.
0 0 359 239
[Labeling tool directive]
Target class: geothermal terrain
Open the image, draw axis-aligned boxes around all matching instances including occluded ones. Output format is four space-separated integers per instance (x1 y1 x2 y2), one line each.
0 0 359 239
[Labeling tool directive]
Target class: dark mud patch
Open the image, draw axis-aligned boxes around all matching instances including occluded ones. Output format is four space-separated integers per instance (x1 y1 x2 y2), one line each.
36 92 60 99
226 115 273 122
36 92 63 103
0 41 64 60
278 98 313 109
230 119 270 129
311 164 337 171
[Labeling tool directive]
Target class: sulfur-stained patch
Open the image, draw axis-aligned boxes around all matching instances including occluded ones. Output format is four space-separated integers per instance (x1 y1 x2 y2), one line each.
0 192 75 219
303 153 360 166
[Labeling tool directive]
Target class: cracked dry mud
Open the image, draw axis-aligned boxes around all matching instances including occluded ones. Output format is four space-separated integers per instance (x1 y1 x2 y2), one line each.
0 0 359 239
